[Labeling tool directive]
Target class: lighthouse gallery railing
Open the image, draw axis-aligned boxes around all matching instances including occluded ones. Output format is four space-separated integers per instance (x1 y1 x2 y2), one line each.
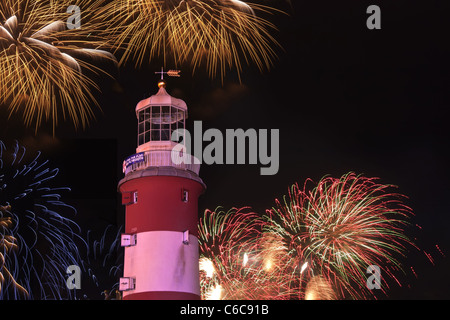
123 150 201 176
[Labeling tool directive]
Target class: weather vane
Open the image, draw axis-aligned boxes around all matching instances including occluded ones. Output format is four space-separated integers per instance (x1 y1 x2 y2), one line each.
155 67 181 80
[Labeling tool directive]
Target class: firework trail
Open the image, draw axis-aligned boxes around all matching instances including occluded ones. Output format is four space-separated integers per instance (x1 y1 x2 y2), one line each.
0 206 28 298
0 140 85 299
304 275 336 300
199 207 260 299
91 0 281 80
198 207 290 300
262 172 416 299
80 224 124 300
0 0 116 132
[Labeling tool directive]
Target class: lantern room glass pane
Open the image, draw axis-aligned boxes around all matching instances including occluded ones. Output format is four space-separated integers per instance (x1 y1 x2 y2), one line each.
172 128 179 142
151 130 160 141
170 107 176 122
161 106 170 124
151 106 160 124
161 129 170 141
182 108 186 121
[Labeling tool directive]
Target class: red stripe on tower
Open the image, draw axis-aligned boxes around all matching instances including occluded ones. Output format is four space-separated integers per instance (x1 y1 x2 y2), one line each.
118 75 206 300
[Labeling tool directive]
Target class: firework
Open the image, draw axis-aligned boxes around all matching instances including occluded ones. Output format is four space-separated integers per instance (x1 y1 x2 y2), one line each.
304 275 336 300
198 207 260 299
0 140 85 299
0 207 28 298
0 0 116 132
262 172 415 299
80 224 124 300
198 207 290 300
93 0 281 80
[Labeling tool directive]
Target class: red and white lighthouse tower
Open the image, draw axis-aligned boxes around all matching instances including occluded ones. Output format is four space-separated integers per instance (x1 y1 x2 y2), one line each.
118 71 205 300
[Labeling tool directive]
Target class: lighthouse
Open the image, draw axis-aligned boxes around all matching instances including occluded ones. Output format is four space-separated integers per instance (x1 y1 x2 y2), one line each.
118 70 206 300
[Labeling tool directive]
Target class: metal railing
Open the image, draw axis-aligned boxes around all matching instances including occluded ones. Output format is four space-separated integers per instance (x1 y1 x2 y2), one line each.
123 150 201 175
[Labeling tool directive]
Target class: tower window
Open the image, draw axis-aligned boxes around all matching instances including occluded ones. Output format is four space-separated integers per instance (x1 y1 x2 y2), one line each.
122 191 138 205
119 277 135 291
121 233 137 247
182 230 190 245
182 189 189 203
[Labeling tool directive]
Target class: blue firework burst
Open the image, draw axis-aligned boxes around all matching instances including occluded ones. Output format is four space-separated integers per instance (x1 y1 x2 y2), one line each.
0 140 85 299
80 224 124 300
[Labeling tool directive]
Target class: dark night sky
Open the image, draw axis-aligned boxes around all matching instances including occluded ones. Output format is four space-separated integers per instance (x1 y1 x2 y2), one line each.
1 0 449 299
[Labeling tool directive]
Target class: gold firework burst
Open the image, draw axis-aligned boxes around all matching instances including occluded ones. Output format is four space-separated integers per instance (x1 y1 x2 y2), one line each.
94 0 281 80
0 0 116 132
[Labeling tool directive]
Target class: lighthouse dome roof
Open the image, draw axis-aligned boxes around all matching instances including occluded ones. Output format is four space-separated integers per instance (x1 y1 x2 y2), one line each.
135 86 187 114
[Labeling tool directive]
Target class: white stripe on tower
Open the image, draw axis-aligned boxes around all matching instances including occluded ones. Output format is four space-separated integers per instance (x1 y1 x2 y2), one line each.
122 231 200 299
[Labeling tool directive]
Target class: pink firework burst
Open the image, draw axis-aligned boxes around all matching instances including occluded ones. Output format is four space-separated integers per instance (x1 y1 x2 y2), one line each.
262 172 417 299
